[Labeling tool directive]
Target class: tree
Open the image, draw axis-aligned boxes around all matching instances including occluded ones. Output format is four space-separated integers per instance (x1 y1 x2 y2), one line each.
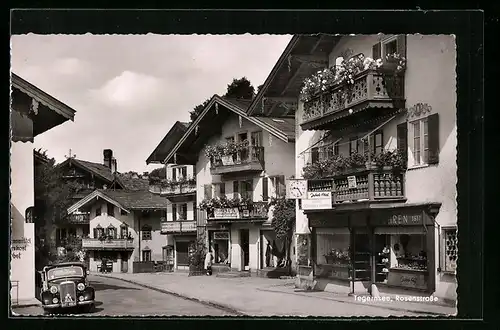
257 84 264 94
225 77 255 100
189 77 257 123
270 197 296 275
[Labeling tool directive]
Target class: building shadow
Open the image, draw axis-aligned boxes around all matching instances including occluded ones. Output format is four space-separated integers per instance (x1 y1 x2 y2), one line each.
91 280 141 292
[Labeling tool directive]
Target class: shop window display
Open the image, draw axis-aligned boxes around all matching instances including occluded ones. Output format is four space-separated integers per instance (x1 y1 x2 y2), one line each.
315 230 351 280
210 231 230 264
375 234 391 283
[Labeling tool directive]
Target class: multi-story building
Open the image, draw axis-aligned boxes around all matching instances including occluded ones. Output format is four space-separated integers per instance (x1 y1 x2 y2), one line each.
147 121 198 271
162 95 295 275
248 34 457 303
66 189 168 273
10 73 76 304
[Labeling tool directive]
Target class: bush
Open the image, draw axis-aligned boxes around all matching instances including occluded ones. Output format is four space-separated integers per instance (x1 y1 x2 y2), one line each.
189 234 207 274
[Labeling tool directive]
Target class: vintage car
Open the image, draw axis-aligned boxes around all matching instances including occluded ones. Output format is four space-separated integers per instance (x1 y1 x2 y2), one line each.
39 262 95 314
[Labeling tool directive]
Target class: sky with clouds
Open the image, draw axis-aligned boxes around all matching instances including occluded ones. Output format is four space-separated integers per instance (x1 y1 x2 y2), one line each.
11 33 292 173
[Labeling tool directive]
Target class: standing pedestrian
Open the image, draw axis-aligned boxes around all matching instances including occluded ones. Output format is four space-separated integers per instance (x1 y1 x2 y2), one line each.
204 250 213 276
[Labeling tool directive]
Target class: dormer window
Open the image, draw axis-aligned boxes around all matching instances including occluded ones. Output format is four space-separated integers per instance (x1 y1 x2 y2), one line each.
95 205 101 217
107 203 115 217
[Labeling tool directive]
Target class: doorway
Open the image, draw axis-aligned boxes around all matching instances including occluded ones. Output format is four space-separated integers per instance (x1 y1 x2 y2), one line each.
352 230 371 281
240 229 250 271
176 241 190 267
120 252 129 273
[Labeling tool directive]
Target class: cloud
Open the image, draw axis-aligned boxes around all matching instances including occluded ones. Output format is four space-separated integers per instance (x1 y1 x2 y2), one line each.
52 57 90 76
89 71 165 108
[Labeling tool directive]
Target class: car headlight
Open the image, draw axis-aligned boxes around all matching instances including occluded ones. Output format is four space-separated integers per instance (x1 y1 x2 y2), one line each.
50 286 58 294
52 297 59 304
77 283 85 291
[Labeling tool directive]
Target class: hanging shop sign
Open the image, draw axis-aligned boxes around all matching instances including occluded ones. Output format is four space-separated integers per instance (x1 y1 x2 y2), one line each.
302 196 332 210
372 208 428 226
213 208 240 219
213 231 229 240
308 213 349 228
347 176 357 189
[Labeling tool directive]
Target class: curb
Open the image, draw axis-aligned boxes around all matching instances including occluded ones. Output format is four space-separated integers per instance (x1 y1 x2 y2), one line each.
257 287 454 316
94 274 246 316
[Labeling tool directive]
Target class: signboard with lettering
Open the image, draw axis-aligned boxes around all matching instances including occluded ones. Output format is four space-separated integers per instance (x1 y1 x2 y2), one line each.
388 269 428 290
347 176 357 189
213 208 240 219
307 191 331 199
302 197 333 210
308 214 349 228
213 231 229 240
372 210 425 226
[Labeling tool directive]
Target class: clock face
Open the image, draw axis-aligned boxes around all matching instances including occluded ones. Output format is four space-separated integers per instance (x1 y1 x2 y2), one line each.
288 180 307 198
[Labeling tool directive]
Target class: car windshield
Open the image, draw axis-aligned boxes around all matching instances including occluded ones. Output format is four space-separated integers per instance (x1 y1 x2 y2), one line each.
47 266 84 280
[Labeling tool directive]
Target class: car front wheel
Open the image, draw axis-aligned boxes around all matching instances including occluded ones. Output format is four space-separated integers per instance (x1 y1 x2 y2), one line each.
81 303 94 313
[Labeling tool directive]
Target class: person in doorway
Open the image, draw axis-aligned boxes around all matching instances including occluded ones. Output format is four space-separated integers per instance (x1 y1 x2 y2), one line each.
265 241 272 267
205 250 213 276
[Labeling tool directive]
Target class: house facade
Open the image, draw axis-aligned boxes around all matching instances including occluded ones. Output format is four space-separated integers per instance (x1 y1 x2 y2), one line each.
162 95 295 275
248 34 457 303
67 189 168 273
10 73 76 304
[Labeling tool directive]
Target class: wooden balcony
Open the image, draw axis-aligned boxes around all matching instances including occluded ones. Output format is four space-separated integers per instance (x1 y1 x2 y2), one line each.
82 238 135 251
300 69 405 131
206 202 269 222
306 168 405 208
149 181 196 196
210 147 265 175
67 212 90 224
160 221 197 234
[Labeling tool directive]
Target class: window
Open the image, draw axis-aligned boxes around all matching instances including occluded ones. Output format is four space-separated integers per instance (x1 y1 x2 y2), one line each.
107 203 115 217
251 131 262 147
95 205 101 217
239 180 253 199
442 228 458 273
142 250 152 262
363 131 384 156
120 224 129 239
142 225 152 240
373 35 407 60
94 226 104 239
106 225 116 239
233 181 239 199
179 204 188 220
120 209 127 216
204 184 212 199
178 166 187 180
172 204 177 221
383 39 398 57
410 118 428 165
271 176 286 198
349 138 359 155
172 168 177 181
214 183 225 198
311 147 319 164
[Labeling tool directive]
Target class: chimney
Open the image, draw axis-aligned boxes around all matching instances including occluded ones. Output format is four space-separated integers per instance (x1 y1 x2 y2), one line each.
143 172 149 180
103 149 113 168
111 158 117 173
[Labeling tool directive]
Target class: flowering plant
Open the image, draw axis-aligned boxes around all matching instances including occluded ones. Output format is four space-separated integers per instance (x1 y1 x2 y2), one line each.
299 53 406 102
199 196 255 212
325 248 350 264
204 140 250 160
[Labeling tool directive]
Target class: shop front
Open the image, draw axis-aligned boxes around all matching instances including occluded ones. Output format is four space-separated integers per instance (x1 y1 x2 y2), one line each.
174 234 196 270
207 223 232 272
307 203 440 295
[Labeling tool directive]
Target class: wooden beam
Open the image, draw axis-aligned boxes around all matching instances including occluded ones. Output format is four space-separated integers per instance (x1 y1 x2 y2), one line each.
264 96 298 103
291 54 329 64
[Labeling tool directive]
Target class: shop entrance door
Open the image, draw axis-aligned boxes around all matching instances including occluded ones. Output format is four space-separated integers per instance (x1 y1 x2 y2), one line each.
176 241 189 267
352 231 370 281
240 229 250 271
121 252 129 273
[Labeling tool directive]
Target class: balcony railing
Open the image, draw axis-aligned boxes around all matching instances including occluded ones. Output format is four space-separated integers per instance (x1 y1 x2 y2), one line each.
301 69 404 130
160 221 197 234
210 146 265 175
67 212 90 224
306 168 405 206
149 181 196 196
206 201 269 221
82 238 135 251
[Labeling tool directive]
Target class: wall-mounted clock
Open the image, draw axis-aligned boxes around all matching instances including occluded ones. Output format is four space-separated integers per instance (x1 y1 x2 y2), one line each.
288 179 308 199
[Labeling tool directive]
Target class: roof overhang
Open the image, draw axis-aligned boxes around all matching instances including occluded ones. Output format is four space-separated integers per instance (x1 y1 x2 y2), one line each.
11 73 76 139
146 121 189 165
163 95 292 165
67 190 131 215
247 34 341 118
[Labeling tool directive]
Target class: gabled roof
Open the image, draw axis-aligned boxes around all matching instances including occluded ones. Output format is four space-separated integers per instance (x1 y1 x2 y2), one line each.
146 121 190 164
246 34 340 117
57 158 116 184
67 189 168 214
163 95 295 165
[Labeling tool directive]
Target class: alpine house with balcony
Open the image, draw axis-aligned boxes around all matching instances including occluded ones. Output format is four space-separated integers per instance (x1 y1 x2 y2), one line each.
163 95 295 275
147 121 198 271
248 34 457 304
66 189 168 273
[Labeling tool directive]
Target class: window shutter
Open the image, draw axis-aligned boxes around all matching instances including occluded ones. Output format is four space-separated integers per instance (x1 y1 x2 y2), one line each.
396 34 407 57
396 122 408 167
204 184 212 199
262 177 269 201
372 42 381 59
427 113 440 164
93 228 97 238
172 204 177 221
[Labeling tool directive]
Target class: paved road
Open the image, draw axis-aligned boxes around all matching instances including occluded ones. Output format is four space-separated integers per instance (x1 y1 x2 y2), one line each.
12 275 234 316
